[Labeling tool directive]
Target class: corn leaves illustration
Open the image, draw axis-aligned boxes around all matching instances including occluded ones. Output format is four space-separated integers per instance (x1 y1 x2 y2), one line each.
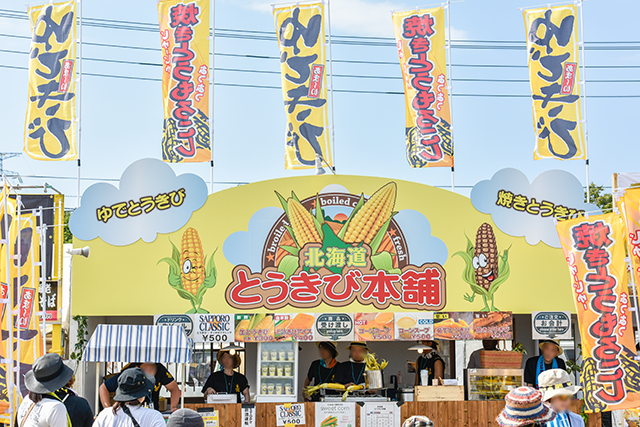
453 232 510 312
158 227 217 313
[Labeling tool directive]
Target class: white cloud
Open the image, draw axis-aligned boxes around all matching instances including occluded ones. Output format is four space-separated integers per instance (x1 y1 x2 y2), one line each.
244 0 467 39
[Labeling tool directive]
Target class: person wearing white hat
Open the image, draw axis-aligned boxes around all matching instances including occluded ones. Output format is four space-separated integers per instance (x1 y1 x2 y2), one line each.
538 369 584 427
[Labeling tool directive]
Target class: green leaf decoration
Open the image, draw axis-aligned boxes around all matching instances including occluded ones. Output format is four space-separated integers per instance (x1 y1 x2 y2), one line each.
488 248 511 296
170 239 180 263
312 194 325 239
369 212 397 254
249 313 266 330
195 249 218 306
277 254 299 279
291 191 301 203
337 194 364 240
279 245 299 257
371 251 394 273
284 225 299 248
452 250 489 298
319 224 351 274
275 191 290 218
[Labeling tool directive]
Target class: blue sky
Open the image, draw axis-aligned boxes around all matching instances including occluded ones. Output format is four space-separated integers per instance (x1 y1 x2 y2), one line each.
1 0 638 207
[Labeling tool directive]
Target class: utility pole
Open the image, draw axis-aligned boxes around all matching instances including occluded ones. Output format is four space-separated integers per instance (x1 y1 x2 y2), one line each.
0 153 22 183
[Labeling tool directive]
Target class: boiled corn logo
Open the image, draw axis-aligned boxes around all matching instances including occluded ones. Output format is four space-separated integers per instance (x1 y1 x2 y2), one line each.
159 227 217 313
225 182 447 311
453 222 511 312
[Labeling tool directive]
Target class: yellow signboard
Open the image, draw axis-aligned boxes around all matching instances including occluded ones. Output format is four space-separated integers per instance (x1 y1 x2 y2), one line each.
73 175 574 316
523 5 586 160
24 1 78 161
273 3 332 170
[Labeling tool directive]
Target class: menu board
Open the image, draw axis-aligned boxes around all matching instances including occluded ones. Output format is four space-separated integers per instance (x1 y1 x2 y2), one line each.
315 402 356 427
275 313 315 341
276 403 305 426
354 313 394 341
433 312 474 340
473 311 513 340
394 312 434 341
234 314 275 342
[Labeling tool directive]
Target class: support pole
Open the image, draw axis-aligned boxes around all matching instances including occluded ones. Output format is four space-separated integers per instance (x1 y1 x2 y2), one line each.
38 207 47 352
579 0 590 202
209 0 215 194
95 362 100 415
15 197 22 402
181 363 186 408
326 0 336 171
76 0 83 208
3 179 15 427
445 0 455 192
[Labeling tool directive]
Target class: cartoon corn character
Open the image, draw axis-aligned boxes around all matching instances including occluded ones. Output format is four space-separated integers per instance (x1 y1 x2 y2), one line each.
159 227 217 313
473 223 499 290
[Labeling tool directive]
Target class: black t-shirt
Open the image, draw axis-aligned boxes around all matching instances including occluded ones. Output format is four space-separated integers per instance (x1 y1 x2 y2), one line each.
336 361 366 385
104 363 175 410
307 359 339 385
416 353 445 386
201 371 249 403
53 388 94 427
524 356 567 386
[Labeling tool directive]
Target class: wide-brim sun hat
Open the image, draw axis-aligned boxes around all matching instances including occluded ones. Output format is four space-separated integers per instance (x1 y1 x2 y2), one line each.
24 353 75 394
538 339 563 356
317 341 338 357
346 341 370 351
216 350 241 369
539 369 581 402
114 368 155 402
496 386 557 427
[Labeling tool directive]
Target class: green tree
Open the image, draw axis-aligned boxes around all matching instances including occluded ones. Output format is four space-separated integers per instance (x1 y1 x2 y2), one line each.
584 183 612 212
63 211 73 243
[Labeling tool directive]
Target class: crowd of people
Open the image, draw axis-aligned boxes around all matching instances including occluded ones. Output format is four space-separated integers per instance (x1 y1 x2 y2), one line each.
16 339 584 427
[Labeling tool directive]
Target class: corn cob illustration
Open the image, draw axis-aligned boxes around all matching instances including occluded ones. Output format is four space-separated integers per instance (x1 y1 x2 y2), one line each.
287 198 321 247
321 416 338 427
621 346 640 390
180 227 204 295
343 182 397 244
581 357 608 412
474 223 499 290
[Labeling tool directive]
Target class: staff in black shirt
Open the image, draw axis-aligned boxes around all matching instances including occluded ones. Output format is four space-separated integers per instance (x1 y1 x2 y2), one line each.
414 340 445 386
337 341 369 386
202 350 250 403
524 339 567 387
54 373 93 427
304 342 339 401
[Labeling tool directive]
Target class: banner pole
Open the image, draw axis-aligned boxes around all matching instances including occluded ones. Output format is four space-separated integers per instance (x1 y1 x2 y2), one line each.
3 179 15 427
76 0 82 208
446 0 455 192
209 0 215 194
15 196 21 400
578 0 590 203
326 0 336 171
38 206 47 352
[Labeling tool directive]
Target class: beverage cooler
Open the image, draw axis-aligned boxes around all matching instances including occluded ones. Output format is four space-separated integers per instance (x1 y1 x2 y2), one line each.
255 342 298 402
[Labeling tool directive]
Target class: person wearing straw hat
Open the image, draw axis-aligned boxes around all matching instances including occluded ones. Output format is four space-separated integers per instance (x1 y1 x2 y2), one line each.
94 367 165 427
336 342 369 386
524 340 567 388
496 386 557 427
201 350 249 403
539 369 584 427
17 353 74 427
303 342 339 401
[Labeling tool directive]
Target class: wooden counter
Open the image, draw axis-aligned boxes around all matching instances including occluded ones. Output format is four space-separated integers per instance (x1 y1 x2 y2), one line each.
187 400 601 427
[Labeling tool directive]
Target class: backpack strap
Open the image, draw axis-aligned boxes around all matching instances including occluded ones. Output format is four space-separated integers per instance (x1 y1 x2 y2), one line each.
121 404 141 427
19 402 37 427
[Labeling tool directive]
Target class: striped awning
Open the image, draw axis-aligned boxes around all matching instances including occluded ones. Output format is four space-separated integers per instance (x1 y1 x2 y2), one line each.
83 324 192 363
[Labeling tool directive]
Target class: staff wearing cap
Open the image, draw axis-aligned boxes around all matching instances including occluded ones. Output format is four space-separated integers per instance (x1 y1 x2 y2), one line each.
539 369 584 427
94 368 165 427
202 350 250 403
524 339 566 388
303 342 339 401
17 353 74 427
414 340 445 386
336 342 369 386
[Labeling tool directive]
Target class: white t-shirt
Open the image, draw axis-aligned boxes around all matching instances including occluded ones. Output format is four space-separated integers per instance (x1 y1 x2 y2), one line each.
17 396 68 427
94 405 165 427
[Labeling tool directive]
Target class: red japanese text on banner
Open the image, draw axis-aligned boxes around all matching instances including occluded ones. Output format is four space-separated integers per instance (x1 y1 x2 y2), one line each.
556 213 640 412
273 3 332 170
24 1 78 161
158 0 211 163
524 5 586 160
392 8 452 168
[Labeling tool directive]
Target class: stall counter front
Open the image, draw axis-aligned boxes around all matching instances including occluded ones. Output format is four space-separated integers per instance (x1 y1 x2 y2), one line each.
186 401 601 427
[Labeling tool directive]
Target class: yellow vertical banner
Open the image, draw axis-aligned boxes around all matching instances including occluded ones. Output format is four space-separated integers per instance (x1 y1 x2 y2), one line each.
620 187 640 287
392 8 452 168
158 0 211 163
24 1 78 161
273 3 332 170
524 5 586 160
556 213 640 412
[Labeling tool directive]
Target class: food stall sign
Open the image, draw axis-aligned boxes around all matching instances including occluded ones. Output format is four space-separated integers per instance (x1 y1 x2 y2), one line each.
531 311 571 340
276 403 305 426
314 313 354 341
154 314 194 340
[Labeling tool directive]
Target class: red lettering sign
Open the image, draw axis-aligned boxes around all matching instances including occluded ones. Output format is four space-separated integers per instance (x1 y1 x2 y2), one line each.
560 62 577 95
58 59 74 93
307 64 324 99
18 287 35 329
